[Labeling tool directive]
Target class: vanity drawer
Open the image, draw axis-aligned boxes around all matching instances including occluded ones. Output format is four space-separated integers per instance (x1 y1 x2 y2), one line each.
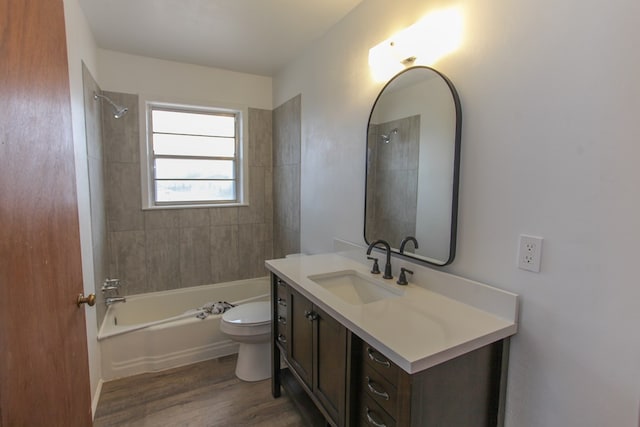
362 360 398 417
362 344 400 386
360 393 396 427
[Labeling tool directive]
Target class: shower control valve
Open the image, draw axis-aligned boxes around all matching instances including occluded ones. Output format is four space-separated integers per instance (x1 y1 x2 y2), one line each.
102 278 121 294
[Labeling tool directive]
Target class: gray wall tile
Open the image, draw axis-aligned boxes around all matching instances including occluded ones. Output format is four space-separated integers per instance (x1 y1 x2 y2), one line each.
272 95 301 258
180 226 211 287
249 108 272 167
273 94 301 167
144 210 181 230
109 231 147 295
102 91 139 164
210 225 239 283
239 166 266 224
180 208 210 227
145 228 181 291
106 162 144 231
209 207 239 225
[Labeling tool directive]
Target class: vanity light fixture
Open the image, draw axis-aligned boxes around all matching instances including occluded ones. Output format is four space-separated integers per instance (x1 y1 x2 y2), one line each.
368 7 464 82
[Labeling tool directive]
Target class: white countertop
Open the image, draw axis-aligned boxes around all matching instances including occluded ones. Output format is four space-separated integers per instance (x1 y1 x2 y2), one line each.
265 252 518 374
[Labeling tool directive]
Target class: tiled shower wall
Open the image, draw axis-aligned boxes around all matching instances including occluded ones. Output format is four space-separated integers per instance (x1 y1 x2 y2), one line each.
272 95 301 258
103 91 274 298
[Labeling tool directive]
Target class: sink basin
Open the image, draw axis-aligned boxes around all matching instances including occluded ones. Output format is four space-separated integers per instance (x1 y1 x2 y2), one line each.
308 270 403 305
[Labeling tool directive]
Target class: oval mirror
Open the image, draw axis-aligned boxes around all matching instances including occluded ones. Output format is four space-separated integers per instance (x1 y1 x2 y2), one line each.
364 66 461 266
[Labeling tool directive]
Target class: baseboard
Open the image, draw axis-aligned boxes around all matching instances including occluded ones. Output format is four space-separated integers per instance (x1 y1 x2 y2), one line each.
91 378 104 419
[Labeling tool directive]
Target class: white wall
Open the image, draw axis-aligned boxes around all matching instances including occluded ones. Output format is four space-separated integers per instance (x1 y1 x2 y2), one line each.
62 0 102 416
274 0 640 426
97 49 272 110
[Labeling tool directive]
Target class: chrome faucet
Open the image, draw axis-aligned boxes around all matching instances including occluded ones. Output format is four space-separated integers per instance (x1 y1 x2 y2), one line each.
102 278 121 293
399 236 419 254
105 296 126 306
366 240 393 279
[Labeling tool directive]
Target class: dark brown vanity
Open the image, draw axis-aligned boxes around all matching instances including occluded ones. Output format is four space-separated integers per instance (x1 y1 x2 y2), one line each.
271 272 510 427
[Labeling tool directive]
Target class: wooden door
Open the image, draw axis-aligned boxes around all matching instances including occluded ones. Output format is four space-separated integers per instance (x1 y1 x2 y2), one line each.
313 305 347 426
0 0 93 425
288 287 314 389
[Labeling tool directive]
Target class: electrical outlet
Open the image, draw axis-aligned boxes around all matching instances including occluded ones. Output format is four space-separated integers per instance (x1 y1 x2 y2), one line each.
518 235 543 272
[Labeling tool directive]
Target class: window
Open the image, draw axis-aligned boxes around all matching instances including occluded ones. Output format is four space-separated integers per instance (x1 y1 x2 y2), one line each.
142 101 247 208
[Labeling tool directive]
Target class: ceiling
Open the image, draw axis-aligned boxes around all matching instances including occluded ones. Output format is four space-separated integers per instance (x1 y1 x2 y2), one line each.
79 0 363 76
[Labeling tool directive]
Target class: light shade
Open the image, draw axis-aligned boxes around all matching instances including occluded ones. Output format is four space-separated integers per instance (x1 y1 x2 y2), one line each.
369 7 464 82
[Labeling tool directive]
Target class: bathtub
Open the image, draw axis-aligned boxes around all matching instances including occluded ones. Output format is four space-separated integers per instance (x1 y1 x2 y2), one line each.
99 276 270 381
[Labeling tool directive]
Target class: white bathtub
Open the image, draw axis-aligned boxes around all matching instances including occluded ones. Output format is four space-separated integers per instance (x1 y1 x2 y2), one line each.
98 276 270 381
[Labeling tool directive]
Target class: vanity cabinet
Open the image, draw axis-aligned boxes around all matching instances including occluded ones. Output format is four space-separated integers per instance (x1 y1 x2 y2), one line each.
271 273 507 427
272 275 351 427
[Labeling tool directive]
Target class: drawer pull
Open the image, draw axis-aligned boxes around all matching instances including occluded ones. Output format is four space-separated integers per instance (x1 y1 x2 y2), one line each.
277 298 287 307
367 347 391 368
365 376 390 400
277 315 287 325
277 334 287 344
365 407 387 427
277 279 286 287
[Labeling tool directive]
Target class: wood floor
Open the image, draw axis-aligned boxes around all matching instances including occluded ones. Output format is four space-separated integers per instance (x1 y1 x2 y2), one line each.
94 355 305 427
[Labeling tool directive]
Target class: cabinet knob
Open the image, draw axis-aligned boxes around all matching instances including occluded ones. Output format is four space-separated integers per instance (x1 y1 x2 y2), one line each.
277 298 287 307
304 310 318 321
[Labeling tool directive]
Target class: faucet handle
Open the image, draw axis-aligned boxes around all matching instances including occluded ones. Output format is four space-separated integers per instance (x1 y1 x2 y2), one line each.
367 256 381 274
396 268 413 286
102 278 121 294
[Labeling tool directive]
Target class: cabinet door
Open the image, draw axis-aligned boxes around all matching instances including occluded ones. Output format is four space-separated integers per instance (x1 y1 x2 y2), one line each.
314 305 347 426
288 287 314 389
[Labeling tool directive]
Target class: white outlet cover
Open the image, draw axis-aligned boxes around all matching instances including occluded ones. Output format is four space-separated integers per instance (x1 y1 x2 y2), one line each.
518 234 543 272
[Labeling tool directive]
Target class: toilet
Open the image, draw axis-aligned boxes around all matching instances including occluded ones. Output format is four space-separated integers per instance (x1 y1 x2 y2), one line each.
220 301 272 381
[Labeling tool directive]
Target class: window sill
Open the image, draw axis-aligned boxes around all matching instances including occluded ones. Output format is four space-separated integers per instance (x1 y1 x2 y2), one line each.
142 202 249 211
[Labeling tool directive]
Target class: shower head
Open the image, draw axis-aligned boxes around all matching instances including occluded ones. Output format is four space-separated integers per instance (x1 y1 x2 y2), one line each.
93 92 128 119
381 128 399 143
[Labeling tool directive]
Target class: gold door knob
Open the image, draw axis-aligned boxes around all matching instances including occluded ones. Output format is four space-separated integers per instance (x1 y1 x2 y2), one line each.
77 293 96 307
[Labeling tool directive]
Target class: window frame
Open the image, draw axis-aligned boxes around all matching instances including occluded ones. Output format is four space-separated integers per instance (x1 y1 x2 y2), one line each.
140 97 249 210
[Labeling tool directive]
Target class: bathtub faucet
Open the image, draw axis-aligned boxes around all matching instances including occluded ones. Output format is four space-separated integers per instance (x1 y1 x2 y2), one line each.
105 296 126 306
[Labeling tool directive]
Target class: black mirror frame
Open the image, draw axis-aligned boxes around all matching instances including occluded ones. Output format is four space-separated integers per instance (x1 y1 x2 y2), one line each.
364 66 462 267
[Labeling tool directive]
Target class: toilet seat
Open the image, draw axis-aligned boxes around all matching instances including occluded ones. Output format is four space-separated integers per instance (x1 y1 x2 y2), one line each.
220 301 271 337
222 301 270 325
